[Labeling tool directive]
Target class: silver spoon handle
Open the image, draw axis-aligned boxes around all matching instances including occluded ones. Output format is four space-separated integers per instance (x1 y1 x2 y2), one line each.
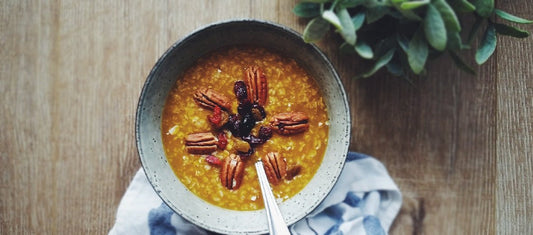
255 161 291 235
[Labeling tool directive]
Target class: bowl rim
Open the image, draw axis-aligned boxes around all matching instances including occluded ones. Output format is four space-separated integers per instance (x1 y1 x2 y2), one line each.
135 18 351 234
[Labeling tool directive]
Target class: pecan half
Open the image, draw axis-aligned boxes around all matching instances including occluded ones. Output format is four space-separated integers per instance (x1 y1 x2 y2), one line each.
244 66 268 106
220 154 245 190
193 88 232 111
185 132 217 154
270 112 309 135
261 152 287 185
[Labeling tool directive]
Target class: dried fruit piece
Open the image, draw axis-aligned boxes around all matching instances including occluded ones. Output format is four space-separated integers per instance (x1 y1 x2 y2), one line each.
240 113 255 136
286 165 302 180
205 155 222 166
234 80 248 102
258 126 273 141
251 103 266 121
216 132 228 150
193 88 232 111
242 134 264 145
270 112 310 135
237 100 253 116
234 138 251 153
208 106 229 129
226 114 242 137
220 154 245 190
261 152 287 185
185 132 217 154
244 66 268 106
237 148 254 160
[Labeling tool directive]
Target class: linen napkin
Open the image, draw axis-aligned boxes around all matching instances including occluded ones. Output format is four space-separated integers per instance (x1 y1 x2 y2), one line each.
109 152 402 235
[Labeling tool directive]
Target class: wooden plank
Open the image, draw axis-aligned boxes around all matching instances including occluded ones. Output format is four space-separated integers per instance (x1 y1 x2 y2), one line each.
0 0 530 234
495 1 533 234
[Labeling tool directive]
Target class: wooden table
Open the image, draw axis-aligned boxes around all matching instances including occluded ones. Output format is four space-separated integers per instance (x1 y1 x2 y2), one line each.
1 0 531 234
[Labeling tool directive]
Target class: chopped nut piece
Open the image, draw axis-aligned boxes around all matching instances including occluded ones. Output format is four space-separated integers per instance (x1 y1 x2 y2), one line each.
185 132 217 154
261 152 287 185
193 88 232 111
220 154 245 190
270 112 309 135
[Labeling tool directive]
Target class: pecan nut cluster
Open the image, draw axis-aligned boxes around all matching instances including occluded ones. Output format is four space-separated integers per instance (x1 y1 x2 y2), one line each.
182 65 311 190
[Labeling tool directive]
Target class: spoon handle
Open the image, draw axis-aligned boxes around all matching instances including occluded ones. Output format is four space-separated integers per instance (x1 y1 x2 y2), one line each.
255 161 291 235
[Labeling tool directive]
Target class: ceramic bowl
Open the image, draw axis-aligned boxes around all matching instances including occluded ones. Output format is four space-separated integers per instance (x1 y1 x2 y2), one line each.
136 19 351 234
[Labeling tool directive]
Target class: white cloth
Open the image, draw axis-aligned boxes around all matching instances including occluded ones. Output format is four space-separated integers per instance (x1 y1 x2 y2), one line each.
109 152 402 235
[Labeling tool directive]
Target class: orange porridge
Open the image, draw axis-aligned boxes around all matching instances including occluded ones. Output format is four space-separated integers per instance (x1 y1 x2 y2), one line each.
161 46 329 211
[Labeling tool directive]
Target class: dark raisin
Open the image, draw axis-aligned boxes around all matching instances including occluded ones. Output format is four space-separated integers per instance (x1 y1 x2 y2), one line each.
237 100 253 116
258 126 273 141
238 147 255 160
239 113 255 136
242 134 265 145
234 81 248 102
226 114 241 136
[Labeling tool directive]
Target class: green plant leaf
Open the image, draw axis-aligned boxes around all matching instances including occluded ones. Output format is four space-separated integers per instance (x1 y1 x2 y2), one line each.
352 12 366 30
433 0 461 32
322 10 343 29
337 8 357 45
355 40 374 59
293 2 321 18
340 0 366 8
449 51 476 75
360 49 395 78
339 42 356 54
386 56 404 76
301 0 331 3
361 0 388 8
400 0 429 10
447 32 470 50
366 6 390 24
494 9 533 24
449 0 476 13
375 38 396 57
407 29 428 74
475 22 496 64
424 4 447 51
472 0 494 18
303 17 331 43
391 0 406 3
396 34 409 52
397 8 423 21
467 16 484 45
494 23 530 38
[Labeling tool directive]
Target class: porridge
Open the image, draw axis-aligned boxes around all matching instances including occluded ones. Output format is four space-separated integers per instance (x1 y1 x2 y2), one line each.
161 46 329 211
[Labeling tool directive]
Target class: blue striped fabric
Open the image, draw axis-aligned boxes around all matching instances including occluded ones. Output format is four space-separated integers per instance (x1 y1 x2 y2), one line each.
110 152 402 235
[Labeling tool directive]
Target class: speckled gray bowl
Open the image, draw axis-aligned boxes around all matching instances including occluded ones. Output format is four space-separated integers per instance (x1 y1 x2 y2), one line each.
136 19 351 234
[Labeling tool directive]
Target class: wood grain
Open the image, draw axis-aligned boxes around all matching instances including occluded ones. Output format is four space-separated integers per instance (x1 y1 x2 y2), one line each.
496 1 533 234
0 0 531 234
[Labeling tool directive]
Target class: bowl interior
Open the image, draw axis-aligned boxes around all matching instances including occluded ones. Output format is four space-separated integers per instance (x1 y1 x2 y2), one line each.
136 20 351 234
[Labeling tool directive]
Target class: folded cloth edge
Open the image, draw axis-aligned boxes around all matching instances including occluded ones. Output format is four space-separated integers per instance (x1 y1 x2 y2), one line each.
109 151 402 235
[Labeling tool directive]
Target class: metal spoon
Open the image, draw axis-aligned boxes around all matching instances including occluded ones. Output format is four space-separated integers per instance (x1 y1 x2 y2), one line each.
255 161 291 235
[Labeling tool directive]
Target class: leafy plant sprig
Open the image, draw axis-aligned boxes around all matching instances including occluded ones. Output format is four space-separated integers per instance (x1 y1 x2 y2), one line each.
293 0 532 79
